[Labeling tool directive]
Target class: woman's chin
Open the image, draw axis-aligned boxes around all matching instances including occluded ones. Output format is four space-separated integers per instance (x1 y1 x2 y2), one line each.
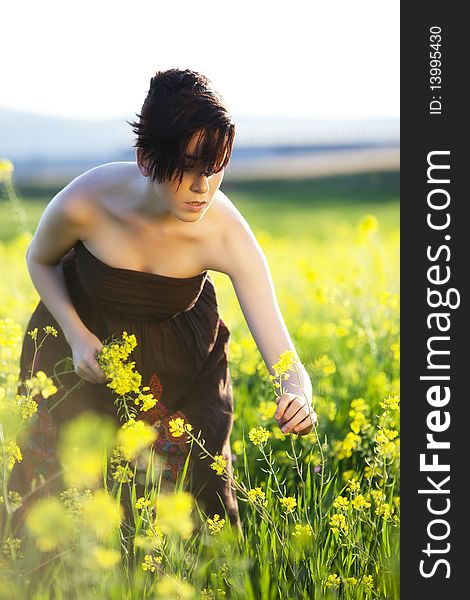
176 206 208 221
175 211 205 223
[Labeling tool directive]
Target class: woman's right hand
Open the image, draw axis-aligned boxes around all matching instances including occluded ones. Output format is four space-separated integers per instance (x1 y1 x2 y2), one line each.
69 329 107 384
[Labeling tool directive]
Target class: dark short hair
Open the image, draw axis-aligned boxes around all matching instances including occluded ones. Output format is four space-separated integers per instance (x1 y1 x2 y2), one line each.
127 68 235 188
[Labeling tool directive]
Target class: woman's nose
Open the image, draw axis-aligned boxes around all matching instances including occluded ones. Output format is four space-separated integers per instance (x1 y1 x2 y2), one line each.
190 174 210 194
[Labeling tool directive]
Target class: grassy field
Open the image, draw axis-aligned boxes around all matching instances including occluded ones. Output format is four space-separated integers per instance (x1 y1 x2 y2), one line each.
0 171 400 599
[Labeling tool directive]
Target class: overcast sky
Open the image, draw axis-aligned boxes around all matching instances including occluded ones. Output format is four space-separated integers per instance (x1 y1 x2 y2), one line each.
2 0 399 121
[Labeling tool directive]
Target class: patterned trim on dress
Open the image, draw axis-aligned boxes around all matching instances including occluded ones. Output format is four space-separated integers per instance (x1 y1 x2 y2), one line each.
18 371 191 490
138 372 191 483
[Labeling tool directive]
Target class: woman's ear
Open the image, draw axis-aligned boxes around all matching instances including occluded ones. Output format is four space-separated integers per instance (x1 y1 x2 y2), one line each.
136 148 151 177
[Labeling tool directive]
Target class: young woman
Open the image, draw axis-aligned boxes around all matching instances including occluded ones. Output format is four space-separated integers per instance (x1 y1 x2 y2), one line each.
9 68 317 534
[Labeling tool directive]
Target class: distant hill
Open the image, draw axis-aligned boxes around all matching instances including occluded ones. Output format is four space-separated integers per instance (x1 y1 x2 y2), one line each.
0 108 133 160
0 108 399 184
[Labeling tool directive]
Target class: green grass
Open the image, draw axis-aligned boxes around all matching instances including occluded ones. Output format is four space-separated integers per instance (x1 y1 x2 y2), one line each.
229 172 399 240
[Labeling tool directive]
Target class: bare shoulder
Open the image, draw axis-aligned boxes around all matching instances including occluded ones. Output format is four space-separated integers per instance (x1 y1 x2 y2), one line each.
27 163 128 264
204 189 261 276
210 189 252 236
69 161 134 191
47 162 141 234
56 162 131 214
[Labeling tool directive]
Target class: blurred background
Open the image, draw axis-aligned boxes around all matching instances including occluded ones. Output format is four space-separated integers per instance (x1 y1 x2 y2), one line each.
0 0 398 193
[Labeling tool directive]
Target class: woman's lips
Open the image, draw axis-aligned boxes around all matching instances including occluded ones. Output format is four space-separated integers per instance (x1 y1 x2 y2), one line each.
184 201 206 212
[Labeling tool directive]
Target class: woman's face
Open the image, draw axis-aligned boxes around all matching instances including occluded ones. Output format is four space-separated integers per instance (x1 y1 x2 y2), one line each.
137 132 226 223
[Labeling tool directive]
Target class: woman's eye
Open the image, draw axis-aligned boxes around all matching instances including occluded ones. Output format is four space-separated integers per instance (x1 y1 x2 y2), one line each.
184 163 214 177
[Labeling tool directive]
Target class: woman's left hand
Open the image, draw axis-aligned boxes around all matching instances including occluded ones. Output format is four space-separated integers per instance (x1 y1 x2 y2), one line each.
274 392 318 435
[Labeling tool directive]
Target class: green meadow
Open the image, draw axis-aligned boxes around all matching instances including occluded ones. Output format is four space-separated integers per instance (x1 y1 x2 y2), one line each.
1 170 400 599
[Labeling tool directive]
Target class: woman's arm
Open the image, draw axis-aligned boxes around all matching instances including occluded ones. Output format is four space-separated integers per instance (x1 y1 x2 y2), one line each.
219 207 317 435
25 186 107 383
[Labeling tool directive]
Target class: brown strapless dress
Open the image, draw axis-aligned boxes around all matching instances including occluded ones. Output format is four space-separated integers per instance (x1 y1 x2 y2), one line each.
8 240 240 531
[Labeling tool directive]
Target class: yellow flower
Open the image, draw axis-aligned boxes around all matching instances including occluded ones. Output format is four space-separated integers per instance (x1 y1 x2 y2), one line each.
329 513 349 535
26 497 75 552
82 490 123 541
248 426 271 446
312 354 336 377
358 213 379 236
350 412 369 434
97 332 142 395
370 489 386 504
60 488 92 516
364 465 379 480
247 487 268 507
43 325 58 337
360 574 374 591
383 428 399 440
258 400 277 422
27 328 38 341
155 574 195 599
2 441 22 469
379 395 400 411
270 350 296 378
346 478 361 494
134 387 158 412
117 417 157 461
232 439 244 455
168 417 193 438
58 411 116 489
351 494 371 511
350 398 368 414
279 496 297 513
333 495 349 510
24 371 57 399
112 464 134 484
292 523 313 537
142 553 162 572
134 526 165 553
341 469 355 483
325 573 341 589
375 502 393 519
201 589 224 599
155 491 194 539
0 490 23 512
376 430 389 444
335 317 352 337
378 439 399 458
1 537 23 560
207 513 225 535
148 524 165 548
135 497 151 510
89 546 121 570
0 158 14 175
333 432 362 460
343 576 358 585
391 341 400 360
210 454 227 476
14 394 38 419
108 362 141 395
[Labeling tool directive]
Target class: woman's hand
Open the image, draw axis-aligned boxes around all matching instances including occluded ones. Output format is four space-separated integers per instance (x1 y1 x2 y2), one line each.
274 392 318 436
69 329 107 384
